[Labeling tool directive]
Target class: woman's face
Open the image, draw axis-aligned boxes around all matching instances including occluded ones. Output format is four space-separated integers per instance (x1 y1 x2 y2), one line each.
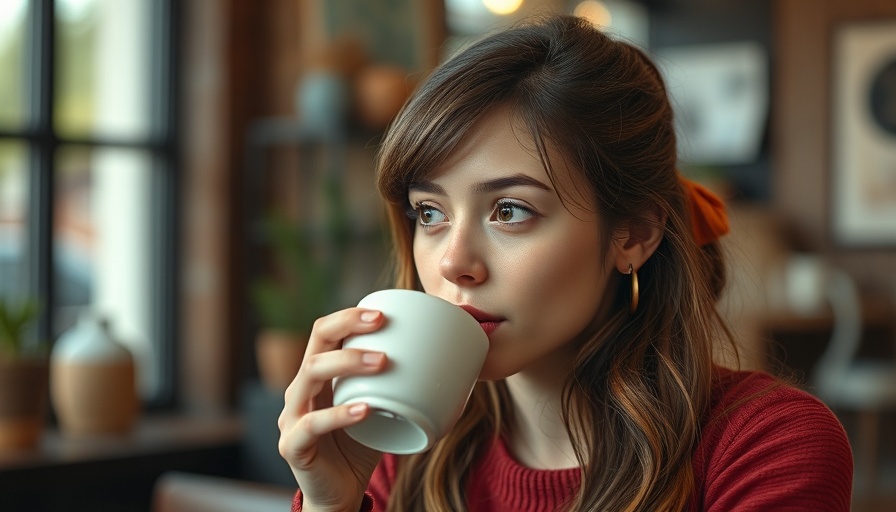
409 108 617 380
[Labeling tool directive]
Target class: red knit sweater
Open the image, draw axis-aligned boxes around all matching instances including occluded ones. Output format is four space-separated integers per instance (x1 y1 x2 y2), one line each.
293 368 853 511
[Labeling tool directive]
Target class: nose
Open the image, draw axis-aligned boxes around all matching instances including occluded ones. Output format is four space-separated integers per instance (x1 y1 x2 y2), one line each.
438 224 488 286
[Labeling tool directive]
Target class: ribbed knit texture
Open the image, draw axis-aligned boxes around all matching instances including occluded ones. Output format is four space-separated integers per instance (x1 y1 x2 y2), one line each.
690 369 854 511
465 440 579 511
293 367 853 511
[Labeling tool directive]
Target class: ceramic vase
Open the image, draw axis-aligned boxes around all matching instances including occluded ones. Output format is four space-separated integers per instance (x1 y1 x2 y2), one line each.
50 312 139 436
296 71 350 138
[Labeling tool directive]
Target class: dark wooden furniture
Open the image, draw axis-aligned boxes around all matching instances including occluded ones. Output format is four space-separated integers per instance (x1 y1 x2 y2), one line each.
0 414 244 512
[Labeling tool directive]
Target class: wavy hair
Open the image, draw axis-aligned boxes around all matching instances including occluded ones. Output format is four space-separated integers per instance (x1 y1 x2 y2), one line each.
375 14 731 511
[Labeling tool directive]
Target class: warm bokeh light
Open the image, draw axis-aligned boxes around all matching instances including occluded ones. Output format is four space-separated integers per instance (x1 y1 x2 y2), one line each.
574 1 612 28
483 0 524 16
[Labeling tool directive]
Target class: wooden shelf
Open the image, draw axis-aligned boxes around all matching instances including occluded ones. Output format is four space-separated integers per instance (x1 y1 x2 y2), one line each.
0 413 244 512
762 295 894 334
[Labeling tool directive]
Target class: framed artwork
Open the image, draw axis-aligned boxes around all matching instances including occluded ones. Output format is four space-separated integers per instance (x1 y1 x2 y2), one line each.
831 20 896 246
655 42 769 167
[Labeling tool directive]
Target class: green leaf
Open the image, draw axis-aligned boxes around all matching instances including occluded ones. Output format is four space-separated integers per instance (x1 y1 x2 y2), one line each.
250 209 345 334
0 298 40 357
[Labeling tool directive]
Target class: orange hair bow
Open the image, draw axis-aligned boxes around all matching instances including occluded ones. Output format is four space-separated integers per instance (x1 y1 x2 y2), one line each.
679 176 730 246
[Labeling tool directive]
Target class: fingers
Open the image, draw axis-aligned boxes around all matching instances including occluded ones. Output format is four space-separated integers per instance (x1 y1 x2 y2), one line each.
292 348 387 410
305 308 384 356
280 307 387 429
278 402 371 467
291 307 386 393
277 308 385 469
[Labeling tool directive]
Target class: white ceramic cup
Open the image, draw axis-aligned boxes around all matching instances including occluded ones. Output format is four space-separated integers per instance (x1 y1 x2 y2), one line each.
332 289 489 454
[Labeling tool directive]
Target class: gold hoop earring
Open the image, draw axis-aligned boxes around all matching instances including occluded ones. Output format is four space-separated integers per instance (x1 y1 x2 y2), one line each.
628 264 639 313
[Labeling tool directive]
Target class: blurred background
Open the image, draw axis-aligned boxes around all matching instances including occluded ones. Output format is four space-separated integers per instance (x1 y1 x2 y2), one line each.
0 0 895 510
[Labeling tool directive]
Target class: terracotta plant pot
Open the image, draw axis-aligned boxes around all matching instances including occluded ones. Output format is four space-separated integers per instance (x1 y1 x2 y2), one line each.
0 357 49 450
354 65 415 131
256 330 308 392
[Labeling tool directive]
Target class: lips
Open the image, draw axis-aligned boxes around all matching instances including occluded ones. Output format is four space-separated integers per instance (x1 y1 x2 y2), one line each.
459 305 504 335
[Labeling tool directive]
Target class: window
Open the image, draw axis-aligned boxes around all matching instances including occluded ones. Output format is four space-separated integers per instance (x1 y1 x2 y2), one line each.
0 0 179 405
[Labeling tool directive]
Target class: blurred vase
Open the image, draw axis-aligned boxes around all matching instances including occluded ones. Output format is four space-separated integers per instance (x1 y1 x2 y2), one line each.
783 254 827 316
296 71 351 138
51 312 139 436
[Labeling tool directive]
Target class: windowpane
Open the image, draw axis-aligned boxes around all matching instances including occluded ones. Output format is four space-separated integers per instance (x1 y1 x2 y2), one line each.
0 0 28 129
54 145 159 398
0 140 27 300
55 0 153 140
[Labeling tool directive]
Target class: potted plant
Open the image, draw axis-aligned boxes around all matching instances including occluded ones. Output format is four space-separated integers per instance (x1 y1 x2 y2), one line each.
251 184 348 392
0 298 49 450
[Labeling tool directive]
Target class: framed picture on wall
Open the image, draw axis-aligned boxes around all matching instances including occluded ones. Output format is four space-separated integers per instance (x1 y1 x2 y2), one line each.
656 42 768 167
831 19 896 246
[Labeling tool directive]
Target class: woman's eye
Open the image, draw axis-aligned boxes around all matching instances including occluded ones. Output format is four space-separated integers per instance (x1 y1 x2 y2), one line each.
411 203 447 225
492 201 534 224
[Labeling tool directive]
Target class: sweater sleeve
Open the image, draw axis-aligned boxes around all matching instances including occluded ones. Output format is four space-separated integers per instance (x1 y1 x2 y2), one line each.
695 375 853 511
290 455 399 512
291 490 375 511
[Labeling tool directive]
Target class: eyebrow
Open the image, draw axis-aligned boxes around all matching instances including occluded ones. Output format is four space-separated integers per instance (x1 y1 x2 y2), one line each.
409 173 553 195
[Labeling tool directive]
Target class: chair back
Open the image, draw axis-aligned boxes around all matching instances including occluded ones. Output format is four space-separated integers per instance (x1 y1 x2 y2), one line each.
768 254 863 380
815 266 863 378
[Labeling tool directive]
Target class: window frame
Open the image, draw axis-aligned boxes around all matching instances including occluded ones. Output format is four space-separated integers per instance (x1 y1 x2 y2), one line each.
0 0 181 408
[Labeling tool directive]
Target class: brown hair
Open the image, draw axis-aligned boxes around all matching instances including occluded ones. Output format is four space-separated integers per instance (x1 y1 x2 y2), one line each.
375 14 730 511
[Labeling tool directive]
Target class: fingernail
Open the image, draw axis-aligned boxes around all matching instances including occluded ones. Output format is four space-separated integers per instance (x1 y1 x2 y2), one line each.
362 352 384 366
348 403 367 416
360 310 380 322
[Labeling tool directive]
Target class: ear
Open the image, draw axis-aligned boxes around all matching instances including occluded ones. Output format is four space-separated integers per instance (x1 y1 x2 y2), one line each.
611 211 666 274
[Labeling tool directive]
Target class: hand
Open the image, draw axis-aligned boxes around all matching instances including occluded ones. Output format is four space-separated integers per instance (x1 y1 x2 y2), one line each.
278 307 387 511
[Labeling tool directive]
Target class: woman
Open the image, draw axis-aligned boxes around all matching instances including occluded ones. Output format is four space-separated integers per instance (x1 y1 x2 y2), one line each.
279 14 853 511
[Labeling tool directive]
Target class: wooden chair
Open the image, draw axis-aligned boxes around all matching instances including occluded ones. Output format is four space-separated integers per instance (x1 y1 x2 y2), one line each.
810 264 896 497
